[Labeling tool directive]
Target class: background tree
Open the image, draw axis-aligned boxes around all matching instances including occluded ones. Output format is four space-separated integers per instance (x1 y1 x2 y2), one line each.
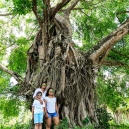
1 0 129 127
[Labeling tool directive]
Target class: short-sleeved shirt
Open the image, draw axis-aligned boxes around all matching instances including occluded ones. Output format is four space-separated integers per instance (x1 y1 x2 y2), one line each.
33 88 47 100
45 97 56 113
32 100 45 114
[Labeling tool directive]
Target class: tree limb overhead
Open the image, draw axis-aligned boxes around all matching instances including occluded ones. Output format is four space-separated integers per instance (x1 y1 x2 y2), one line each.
0 13 13 16
66 0 80 14
88 18 129 65
32 0 43 27
51 0 71 19
0 63 23 82
116 10 129 15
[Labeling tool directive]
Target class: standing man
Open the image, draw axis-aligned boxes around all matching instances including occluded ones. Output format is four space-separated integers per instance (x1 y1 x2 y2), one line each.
33 83 48 104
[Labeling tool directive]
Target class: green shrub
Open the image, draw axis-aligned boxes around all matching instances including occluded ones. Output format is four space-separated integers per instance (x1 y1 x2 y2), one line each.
55 117 69 129
110 123 129 129
95 106 113 129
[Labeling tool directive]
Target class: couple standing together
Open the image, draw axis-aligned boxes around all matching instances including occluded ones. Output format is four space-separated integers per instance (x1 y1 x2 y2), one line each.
32 83 59 129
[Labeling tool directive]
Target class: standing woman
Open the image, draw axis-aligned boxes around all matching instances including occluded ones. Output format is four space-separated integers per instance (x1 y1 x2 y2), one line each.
44 88 59 129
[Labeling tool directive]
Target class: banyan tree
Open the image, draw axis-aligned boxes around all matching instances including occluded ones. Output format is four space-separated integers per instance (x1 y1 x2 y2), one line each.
1 0 129 127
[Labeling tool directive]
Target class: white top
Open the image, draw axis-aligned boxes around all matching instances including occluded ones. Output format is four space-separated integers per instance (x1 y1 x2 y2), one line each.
32 100 45 114
33 88 47 100
45 97 56 113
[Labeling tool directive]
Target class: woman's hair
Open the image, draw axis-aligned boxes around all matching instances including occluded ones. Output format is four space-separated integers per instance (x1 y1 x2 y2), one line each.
46 88 54 96
36 91 42 96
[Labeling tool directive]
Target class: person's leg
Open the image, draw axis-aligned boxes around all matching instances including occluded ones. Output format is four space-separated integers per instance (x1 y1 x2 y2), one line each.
34 114 39 129
38 112 43 129
46 118 52 129
39 123 42 129
52 112 59 126
53 116 59 125
35 124 38 129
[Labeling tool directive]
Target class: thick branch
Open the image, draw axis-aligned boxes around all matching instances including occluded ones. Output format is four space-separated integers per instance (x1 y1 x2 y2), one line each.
0 13 13 16
32 0 43 27
116 11 129 15
51 0 71 19
0 63 23 82
89 18 129 65
66 0 79 14
60 7 84 11
55 13 72 36
102 60 129 68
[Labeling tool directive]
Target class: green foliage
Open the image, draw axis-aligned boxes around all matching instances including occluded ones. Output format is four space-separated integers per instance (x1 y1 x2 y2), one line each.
55 117 69 129
5 0 45 16
97 68 128 111
0 121 32 129
95 106 113 129
0 70 10 93
8 37 30 74
0 96 32 129
0 97 21 118
55 117 94 129
110 123 129 129
0 45 6 61
72 0 129 51
9 85 20 93
73 125 94 129
7 0 32 14
82 116 90 125
0 1 5 8
0 76 9 92
16 37 29 46
8 47 27 74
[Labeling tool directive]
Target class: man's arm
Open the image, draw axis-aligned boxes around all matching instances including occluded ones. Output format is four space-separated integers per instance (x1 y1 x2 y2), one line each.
33 89 38 99
33 88 43 104
38 98 43 104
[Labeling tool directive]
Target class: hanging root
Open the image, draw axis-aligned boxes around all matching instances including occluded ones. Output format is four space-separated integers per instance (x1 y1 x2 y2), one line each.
60 65 66 97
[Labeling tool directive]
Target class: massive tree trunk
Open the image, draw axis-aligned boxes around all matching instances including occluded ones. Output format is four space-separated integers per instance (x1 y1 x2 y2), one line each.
22 0 98 126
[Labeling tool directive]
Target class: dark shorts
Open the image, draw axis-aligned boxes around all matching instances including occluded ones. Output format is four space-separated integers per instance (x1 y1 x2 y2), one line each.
47 112 58 118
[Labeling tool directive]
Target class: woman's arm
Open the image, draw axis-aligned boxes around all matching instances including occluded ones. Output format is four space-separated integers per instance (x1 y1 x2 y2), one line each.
55 103 59 114
44 100 49 118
